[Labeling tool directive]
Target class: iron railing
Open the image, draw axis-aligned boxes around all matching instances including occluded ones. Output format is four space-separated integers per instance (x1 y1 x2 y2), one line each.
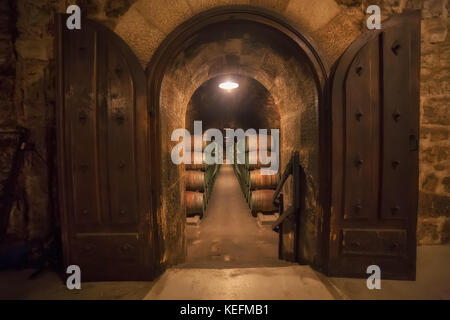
272 151 301 261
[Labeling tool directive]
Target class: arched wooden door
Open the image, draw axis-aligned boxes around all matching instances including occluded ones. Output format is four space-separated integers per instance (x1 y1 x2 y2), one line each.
327 11 420 280
56 16 155 281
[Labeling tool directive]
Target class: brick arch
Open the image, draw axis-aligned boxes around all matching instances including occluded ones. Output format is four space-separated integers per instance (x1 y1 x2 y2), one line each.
145 6 329 266
159 33 319 180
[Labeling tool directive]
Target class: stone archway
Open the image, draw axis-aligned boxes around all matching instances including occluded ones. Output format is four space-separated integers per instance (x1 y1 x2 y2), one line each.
136 6 335 269
108 2 365 270
114 0 363 67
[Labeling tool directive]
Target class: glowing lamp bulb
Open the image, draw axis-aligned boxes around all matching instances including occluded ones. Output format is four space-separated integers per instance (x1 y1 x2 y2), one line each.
219 81 239 91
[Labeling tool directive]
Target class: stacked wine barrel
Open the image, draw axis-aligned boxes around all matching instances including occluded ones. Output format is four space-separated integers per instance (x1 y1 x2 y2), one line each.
233 134 280 217
185 137 220 219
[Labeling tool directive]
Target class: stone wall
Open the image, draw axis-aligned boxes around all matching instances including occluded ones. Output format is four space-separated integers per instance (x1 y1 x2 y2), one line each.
0 1 16 129
0 0 448 252
0 0 19 238
1 0 56 241
416 0 450 244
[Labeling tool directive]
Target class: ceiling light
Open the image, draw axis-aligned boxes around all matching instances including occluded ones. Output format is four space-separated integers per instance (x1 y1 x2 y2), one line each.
219 81 239 91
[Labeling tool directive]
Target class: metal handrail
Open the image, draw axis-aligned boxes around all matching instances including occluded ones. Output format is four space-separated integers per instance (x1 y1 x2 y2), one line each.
272 206 294 232
272 151 300 231
272 155 293 205
271 151 302 261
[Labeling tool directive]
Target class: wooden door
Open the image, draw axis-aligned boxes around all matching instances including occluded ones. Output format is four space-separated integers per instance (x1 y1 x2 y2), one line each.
56 16 155 281
328 11 420 280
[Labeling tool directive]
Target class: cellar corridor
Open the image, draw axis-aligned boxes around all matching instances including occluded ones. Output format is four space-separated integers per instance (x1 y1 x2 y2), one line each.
183 165 289 269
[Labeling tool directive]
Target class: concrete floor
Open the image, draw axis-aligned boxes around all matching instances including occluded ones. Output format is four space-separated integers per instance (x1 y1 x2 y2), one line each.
145 165 333 299
0 165 449 299
182 165 291 269
0 269 154 300
144 266 334 300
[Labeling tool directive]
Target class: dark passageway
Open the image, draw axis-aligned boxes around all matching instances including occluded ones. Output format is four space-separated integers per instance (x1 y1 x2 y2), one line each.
183 165 291 269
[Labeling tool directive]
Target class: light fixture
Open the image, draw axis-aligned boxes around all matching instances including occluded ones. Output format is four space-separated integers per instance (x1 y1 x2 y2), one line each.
219 81 239 92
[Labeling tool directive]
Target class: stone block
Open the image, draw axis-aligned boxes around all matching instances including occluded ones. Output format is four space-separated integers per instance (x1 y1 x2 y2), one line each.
15 39 53 61
105 0 136 18
186 215 201 226
249 0 290 12
423 0 446 18
417 217 443 244
257 212 279 226
312 9 362 65
423 97 450 125
421 144 450 164
421 50 440 69
421 126 450 142
439 42 450 68
419 192 450 217
16 1 52 38
423 18 448 43
422 173 439 192
443 218 450 243
284 0 341 32
442 176 450 193
336 0 362 6
115 6 166 65
135 0 192 34
421 73 450 95
434 164 447 171
406 0 425 10
187 0 250 15
76 0 102 16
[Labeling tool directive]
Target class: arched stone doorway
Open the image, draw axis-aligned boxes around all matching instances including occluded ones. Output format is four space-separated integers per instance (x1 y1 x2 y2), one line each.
144 6 329 271
56 4 420 281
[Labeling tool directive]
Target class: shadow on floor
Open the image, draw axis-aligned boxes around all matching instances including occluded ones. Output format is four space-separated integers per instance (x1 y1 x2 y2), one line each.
0 269 154 300
1 245 449 299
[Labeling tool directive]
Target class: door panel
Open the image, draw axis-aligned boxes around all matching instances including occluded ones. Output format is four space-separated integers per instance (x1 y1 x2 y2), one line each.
104 41 139 225
56 16 155 281
343 37 380 222
329 11 420 280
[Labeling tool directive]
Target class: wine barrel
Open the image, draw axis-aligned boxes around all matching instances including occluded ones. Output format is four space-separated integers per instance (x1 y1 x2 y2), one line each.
251 190 277 214
247 151 273 169
186 170 205 191
185 191 204 216
250 170 280 189
186 163 205 170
